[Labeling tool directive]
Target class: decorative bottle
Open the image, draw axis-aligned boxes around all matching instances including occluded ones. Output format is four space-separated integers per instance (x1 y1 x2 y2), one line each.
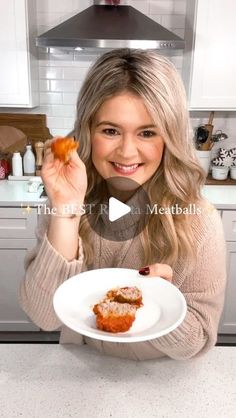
23 145 36 176
12 152 23 176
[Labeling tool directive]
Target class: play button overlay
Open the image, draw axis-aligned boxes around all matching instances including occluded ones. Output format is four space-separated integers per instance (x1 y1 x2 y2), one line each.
109 197 131 222
86 177 151 242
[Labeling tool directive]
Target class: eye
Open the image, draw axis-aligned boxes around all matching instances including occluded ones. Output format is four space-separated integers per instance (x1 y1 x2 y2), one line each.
102 128 119 136
140 130 157 138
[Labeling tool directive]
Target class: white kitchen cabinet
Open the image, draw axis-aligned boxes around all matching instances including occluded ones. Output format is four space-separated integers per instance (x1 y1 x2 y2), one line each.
0 207 39 331
218 211 236 334
0 0 39 107
182 0 236 111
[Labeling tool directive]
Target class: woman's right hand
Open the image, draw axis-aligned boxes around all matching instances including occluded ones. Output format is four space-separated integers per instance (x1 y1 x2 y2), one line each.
41 138 88 209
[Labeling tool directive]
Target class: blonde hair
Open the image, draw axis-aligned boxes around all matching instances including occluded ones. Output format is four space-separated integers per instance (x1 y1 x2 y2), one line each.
73 48 205 270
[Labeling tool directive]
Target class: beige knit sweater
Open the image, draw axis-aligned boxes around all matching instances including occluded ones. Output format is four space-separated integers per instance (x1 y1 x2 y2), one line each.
19 200 227 361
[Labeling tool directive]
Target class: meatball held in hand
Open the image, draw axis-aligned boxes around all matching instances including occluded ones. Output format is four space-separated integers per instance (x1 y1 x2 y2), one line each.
51 137 79 163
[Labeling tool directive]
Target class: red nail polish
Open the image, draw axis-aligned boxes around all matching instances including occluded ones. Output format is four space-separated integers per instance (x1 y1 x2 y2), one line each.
139 267 150 276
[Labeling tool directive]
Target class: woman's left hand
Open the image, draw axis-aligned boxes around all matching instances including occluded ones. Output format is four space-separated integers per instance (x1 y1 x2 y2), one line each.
139 263 173 282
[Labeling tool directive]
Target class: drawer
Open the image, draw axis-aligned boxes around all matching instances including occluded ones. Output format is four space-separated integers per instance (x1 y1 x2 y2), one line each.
0 207 37 239
222 210 236 241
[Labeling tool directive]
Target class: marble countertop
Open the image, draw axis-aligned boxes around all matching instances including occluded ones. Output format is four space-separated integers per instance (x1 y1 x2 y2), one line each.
0 180 236 209
0 344 235 418
0 179 46 206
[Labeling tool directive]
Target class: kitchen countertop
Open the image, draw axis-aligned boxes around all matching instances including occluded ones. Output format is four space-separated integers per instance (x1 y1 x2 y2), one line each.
0 180 236 209
0 179 47 206
201 185 236 209
0 344 235 418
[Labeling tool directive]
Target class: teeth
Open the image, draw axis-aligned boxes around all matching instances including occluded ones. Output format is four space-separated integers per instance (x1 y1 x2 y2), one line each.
113 162 139 171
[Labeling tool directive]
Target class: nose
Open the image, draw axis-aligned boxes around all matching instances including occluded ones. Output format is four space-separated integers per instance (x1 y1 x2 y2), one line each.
116 135 139 159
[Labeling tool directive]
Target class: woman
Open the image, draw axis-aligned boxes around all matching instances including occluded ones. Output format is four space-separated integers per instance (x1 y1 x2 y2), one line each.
19 49 226 360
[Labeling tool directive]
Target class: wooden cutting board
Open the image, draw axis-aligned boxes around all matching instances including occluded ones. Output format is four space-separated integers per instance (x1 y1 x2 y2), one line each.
0 113 52 148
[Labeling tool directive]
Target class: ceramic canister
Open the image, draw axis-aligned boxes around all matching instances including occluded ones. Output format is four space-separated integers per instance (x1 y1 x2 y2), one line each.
195 150 212 175
230 166 236 180
212 166 229 180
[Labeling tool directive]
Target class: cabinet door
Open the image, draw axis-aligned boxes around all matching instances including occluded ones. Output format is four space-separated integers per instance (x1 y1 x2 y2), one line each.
184 0 236 110
221 210 236 241
218 242 236 334
0 238 39 331
0 207 38 239
0 0 38 107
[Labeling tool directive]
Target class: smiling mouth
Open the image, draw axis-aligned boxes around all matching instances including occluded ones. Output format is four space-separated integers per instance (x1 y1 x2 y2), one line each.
110 161 143 174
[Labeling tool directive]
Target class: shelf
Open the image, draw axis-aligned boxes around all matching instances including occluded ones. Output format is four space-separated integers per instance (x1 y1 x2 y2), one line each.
205 176 236 185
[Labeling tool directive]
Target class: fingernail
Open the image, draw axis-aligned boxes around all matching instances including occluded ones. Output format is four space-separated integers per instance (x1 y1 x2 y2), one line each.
139 267 150 276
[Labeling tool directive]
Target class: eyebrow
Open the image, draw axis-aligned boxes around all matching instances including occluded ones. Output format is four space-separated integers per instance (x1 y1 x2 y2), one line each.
95 121 157 129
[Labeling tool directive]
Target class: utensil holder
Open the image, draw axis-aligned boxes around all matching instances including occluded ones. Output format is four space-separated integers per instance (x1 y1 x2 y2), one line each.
196 150 212 175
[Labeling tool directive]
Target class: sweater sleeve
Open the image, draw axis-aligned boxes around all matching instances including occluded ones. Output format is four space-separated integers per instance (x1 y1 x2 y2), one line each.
147 207 227 360
19 211 85 331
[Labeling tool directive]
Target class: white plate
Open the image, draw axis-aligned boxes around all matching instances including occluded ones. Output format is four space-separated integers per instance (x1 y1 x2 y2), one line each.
53 268 187 343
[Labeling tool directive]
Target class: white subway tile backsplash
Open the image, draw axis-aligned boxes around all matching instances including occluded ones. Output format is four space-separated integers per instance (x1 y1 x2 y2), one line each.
37 12 62 28
169 54 183 69
72 0 93 12
36 0 49 13
39 67 63 79
50 0 74 13
174 0 186 15
51 105 76 118
37 0 76 14
172 28 185 38
221 114 236 136
148 14 162 24
63 93 79 105
161 14 185 29
50 128 71 137
150 1 175 15
40 92 63 104
50 80 76 92
64 118 75 129
36 105 53 116
73 53 100 63
47 117 65 129
74 81 83 91
47 52 76 61
58 11 81 23
37 25 50 36
62 67 89 80
39 80 50 92
129 1 149 14
39 59 78 68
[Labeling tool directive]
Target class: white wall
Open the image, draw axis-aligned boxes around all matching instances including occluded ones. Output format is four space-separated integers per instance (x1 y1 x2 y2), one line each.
3 0 236 153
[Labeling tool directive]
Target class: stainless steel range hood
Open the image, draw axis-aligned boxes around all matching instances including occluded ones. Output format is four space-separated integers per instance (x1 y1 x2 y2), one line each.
36 4 185 50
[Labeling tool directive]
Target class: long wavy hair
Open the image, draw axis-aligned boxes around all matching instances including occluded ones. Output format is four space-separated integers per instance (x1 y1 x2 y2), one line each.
72 48 205 270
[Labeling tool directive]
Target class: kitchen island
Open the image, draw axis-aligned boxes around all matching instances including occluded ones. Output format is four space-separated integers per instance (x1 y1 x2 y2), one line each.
0 344 235 418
